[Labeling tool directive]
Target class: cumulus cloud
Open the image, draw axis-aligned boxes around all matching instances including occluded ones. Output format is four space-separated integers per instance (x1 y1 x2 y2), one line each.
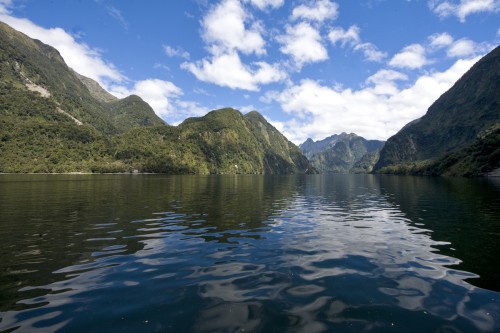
291 0 339 22
278 22 328 68
264 57 480 143
389 44 430 69
181 51 286 91
183 0 286 91
245 0 284 10
110 79 207 124
171 100 210 124
447 38 477 57
328 25 387 62
110 79 183 118
202 0 265 55
446 38 493 57
365 69 408 95
428 32 454 49
429 0 500 22
0 14 124 87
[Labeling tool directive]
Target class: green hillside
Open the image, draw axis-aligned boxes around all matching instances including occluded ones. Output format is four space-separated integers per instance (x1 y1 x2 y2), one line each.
300 133 384 173
111 108 314 174
0 22 313 175
374 45 500 176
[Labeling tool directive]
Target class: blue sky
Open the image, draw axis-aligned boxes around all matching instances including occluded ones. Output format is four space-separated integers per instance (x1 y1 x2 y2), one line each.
0 0 498 143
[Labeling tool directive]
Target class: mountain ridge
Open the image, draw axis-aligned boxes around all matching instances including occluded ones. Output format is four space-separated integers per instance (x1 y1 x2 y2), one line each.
373 44 500 176
0 21 314 174
300 133 385 173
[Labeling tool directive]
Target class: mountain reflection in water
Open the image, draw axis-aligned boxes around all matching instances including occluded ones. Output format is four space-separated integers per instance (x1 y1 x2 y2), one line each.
0 174 499 333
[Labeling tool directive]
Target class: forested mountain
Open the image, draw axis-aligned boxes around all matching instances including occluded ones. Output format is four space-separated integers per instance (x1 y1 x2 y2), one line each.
0 21 313 174
300 133 384 173
373 45 500 176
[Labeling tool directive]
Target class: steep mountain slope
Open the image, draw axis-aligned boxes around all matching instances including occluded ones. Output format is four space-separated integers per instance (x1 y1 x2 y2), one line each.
245 111 312 174
73 71 118 103
113 108 315 174
300 133 384 173
374 45 500 175
0 22 313 174
0 21 165 134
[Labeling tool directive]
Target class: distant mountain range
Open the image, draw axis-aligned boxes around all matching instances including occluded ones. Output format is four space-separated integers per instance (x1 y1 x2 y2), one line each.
0 21 313 174
373 45 500 177
1 20 498 177
300 133 385 173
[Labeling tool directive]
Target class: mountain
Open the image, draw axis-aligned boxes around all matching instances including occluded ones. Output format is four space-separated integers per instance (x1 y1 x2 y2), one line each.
73 71 118 103
0 21 165 134
374 45 500 176
300 133 384 173
112 108 315 174
0 21 313 174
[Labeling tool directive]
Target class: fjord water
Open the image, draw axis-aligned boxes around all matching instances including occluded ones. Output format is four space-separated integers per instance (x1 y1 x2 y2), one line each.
0 175 499 333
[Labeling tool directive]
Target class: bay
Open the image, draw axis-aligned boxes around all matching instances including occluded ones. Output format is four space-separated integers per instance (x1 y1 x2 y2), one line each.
0 174 499 332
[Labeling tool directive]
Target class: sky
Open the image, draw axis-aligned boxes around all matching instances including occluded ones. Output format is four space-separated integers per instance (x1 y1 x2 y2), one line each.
0 0 498 144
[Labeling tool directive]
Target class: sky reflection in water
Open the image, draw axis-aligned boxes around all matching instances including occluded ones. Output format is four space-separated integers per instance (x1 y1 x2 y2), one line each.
0 174 499 333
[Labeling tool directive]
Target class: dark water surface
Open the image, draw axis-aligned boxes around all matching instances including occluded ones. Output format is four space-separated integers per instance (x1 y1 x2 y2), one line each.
0 174 499 333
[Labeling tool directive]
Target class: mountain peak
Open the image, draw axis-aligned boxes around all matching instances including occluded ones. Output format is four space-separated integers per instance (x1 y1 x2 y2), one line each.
300 132 385 173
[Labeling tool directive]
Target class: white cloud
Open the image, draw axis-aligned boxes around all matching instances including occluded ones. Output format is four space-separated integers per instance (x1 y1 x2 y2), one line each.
0 6 209 122
163 45 190 59
328 25 386 62
245 0 284 10
265 57 480 143
110 79 183 118
0 0 12 14
185 0 287 90
202 0 265 55
278 22 328 68
389 44 430 69
0 14 124 87
237 104 257 113
291 0 339 22
110 79 211 125
354 43 388 62
328 25 360 46
365 69 408 95
429 0 500 22
428 32 454 49
172 100 210 124
181 51 286 91
446 38 493 57
447 38 477 57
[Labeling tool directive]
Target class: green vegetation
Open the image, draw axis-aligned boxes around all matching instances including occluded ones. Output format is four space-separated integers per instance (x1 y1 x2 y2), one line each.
378 126 500 177
0 22 313 174
350 149 381 174
374 45 500 176
300 133 384 173
111 109 314 174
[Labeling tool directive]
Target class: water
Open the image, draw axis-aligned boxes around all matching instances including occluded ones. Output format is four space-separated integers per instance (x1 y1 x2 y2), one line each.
0 174 499 333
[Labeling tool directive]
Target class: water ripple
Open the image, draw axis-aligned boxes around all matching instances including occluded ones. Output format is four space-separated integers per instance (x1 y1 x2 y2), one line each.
0 174 499 333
